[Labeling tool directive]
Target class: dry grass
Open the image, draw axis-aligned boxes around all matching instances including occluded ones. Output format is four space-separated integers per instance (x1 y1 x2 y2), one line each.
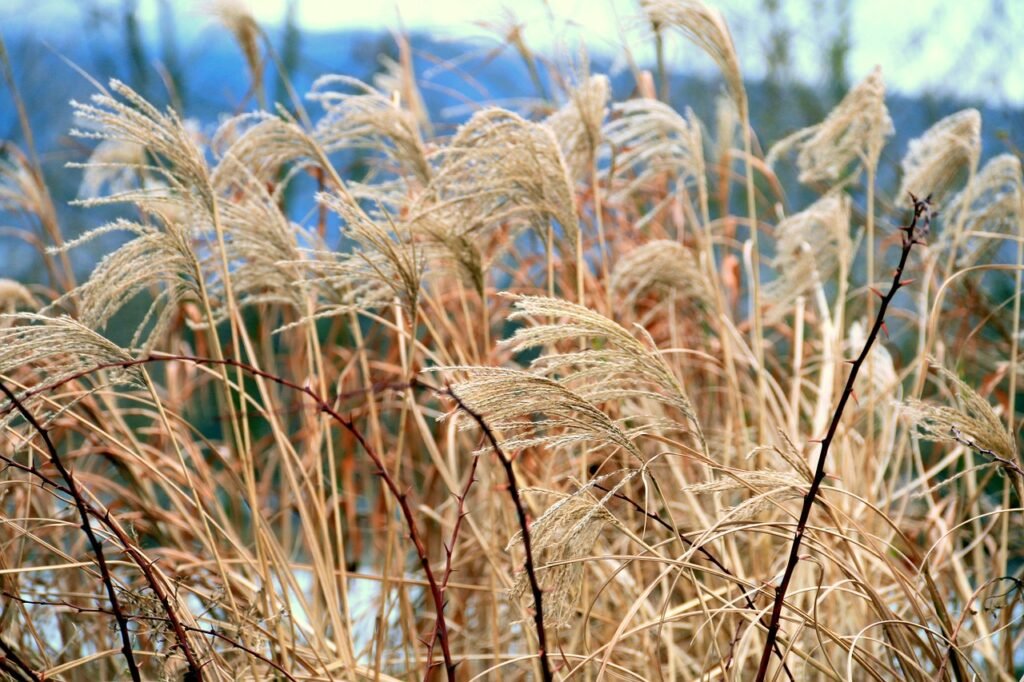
0 2 1022 680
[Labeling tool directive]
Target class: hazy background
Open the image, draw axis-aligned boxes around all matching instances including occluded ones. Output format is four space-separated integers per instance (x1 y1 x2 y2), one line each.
1 0 1021 281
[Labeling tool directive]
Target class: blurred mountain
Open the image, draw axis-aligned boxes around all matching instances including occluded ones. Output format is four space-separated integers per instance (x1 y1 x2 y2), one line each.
1 21 1020 281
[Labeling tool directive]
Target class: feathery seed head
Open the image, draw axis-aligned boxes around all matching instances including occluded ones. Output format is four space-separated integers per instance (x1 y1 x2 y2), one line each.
205 0 263 98
421 108 579 247
898 108 981 201
902 360 1015 461
308 75 431 184
611 240 711 308
940 153 1022 266
766 66 893 183
305 191 422 313
0 280 36 315
507 471 636 628
766 192 851 313
603 100 706 228
72 80 213 212
640 0 745 109
0 314 142 394
501 295 704 447
546 74 610 179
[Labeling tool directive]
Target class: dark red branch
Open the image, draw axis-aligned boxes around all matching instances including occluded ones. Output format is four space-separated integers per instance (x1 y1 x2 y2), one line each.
0 637 40 682
1 354 455 680
431 381 553 682
423 428 480 679
594 483 794 682
754 194 932 681
0 378 143 682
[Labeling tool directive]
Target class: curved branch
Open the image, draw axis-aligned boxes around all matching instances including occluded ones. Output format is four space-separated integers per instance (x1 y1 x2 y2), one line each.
754 194 933 681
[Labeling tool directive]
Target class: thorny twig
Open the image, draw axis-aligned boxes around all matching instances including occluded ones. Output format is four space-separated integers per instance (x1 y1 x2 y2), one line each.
593 483 795 682
0 378 144 682
0 354 457 680
431 379 554 682
754 193 934 681
422 412 481 680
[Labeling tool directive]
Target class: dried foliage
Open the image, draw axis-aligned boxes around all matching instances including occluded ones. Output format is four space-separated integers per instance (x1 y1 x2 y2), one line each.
899 108 982 200
766 192 852 312
903 360 1015 462
611 239 711 307
0 5 1022 682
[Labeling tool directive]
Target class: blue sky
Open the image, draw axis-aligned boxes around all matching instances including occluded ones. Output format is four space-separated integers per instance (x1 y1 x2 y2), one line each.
4 0 1022 106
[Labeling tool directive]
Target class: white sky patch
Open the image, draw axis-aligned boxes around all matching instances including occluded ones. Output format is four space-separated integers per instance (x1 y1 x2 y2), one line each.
223 0 1024 106
5 0 1022 106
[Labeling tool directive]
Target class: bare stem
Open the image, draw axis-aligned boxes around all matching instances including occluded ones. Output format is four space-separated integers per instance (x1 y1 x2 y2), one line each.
593 483 794 681
754 194 933 681
1 354 455 680
0 378 144 682
423 432 480 679
435 382 553 682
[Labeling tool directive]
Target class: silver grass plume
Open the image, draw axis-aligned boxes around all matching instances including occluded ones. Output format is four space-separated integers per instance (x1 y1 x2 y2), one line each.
545 74 610 180
307 75 431 184
76 138 149 198
302 191 422 314
939 153 1022 267
765 193 851 315
603 99 706 228
60 82 235 347
418 108 579 248
898 108 981 201
772 431 813 483
206 156 310 315
442 366 643 461
372 51 432 139
640 0 745 109
0 314 142 411
71 80 214 213
713 94 739 167
48 218 202 349
0 280 36 316
500 294 705 448
610 240 711 309
683 468 805 522
507 470 638 628
413 214 487 298
210 111 320 190
0 144 53 222
902 359 1015 463
205 0 263 103
766 66 893 184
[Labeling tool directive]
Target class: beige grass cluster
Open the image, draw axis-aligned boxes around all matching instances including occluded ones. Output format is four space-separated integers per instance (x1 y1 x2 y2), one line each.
0 3 1021 681
767 66 893 184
